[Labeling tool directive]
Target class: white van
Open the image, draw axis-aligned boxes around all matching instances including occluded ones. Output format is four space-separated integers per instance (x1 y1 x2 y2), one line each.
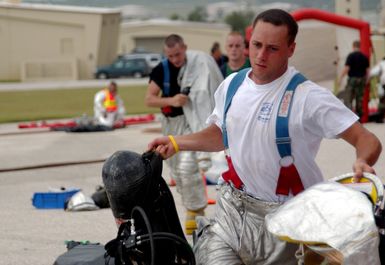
121 53 163 70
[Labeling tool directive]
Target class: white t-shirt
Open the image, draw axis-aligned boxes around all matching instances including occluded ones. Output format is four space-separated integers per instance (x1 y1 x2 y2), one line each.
207 67 358 202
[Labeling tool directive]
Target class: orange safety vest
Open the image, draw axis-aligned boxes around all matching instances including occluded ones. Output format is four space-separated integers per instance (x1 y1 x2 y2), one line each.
103 89 118 112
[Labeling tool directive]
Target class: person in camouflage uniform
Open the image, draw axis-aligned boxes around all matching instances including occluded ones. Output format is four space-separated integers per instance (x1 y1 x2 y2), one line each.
338 40 370 119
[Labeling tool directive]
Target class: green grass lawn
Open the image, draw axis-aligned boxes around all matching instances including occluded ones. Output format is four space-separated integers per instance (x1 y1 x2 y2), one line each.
0 85 159 123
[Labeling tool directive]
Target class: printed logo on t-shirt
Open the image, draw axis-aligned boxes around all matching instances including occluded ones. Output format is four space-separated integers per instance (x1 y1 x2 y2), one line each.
278 91 293 117
257 102 273 122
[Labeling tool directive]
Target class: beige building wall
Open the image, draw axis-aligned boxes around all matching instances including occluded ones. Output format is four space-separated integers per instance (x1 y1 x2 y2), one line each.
335 0 361 19
371 35 385 65
291 21 339 83
0 2 120 81
376 0 385 64
119 19 231 55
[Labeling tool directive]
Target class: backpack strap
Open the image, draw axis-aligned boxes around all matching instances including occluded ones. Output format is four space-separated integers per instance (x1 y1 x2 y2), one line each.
222 68 250 148
275 73 307 158
275 73 307 196
220 68 250 189
162 59 170 96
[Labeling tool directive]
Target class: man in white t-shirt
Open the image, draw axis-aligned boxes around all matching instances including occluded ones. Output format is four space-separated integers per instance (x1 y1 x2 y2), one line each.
147 9 382 265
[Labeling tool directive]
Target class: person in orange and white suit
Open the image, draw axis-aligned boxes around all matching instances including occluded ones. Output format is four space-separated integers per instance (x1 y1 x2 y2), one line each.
94 81 126 127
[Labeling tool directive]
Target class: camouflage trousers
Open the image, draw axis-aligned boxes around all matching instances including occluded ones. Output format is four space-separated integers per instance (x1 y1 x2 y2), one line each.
344 77 366 118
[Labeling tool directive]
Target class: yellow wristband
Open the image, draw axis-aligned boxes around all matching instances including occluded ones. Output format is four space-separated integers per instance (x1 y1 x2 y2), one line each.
168 135 180 153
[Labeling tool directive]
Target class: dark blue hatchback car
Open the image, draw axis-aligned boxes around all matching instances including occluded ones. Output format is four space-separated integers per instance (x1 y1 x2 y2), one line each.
95 57 150 79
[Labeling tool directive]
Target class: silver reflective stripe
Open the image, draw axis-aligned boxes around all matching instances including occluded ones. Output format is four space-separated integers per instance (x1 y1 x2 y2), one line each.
161 115 207 211
194 184 298 265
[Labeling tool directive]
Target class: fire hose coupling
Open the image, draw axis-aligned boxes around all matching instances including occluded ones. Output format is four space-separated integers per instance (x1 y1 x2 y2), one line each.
120 219 138 249
136 235 143 246
123 234 137 249
130 218 136 235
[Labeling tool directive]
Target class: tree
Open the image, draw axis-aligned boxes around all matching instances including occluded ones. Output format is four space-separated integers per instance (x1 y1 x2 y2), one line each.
224 11 255 35
170 13 182 20
187 6 207 22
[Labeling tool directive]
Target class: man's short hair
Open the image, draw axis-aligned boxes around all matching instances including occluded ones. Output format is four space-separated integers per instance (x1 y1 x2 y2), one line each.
211 42 220 54
108 81 117 92
227 31 244 40
252 9 298 45
164 34 185 48
110 81 117 88
353 40 361 49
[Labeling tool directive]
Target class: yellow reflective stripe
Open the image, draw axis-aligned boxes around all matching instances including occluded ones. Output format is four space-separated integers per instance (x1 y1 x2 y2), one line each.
103 89 117 110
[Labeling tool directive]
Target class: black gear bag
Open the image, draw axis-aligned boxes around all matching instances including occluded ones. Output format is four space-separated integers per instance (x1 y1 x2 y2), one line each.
102 150 195 265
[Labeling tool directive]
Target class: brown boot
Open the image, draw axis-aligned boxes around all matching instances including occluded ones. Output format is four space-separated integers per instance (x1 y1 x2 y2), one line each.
185 208 205 235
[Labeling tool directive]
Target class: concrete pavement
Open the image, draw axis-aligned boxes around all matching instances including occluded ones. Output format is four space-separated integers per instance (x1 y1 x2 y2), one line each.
0 119 384 265
0 119 219 265
0 78 334 92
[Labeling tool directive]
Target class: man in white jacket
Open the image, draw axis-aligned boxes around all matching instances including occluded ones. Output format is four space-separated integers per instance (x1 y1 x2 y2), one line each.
94 81 125 127
145 34 223 235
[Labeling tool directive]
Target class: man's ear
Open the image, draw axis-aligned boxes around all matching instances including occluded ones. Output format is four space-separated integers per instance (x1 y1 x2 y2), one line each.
288 42 296 58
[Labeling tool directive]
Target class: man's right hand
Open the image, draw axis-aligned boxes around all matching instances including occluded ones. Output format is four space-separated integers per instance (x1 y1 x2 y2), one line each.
148 136 178 159
171 94 188 107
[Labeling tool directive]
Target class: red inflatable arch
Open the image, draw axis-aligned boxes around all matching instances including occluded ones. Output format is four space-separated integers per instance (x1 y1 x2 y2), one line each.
245 8 371 122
